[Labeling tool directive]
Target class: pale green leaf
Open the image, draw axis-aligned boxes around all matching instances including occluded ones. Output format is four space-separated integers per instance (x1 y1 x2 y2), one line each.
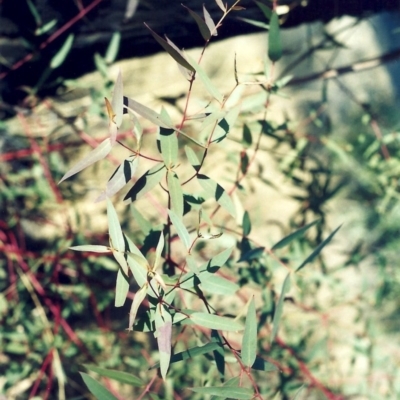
255 1 272 20
183 5 211 40
215 0 226 12
251 356 278 372
50 34 74 69
159 128 178 167
184 145 201 171
203 5 217 36
242 211 251 236
200 246 233 271
58 138 112 184
168 209 191 250
167 171 184 217
271 273 291 342
80 372 118 400
69 245 110 253
190 386 253 399
268 12 282 62
155 312 172 379
128 283 148 330
83 365 143 386
127 253 148 288
107 199 124 252
124 163 165 202
197 174 236 218
105 32 121 64
296 225 341 272
241 297 257 367
153 231 164 272
211 105 241 143
199 273 239 295
115 269 129 307
111 69 123 127
191 313 243 332
272 220 320 250
131 206 152 235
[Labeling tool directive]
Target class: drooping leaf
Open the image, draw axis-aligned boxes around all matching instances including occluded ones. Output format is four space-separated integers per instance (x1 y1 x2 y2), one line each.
197 174 236 218
295 225 342 272
268 12 282 62
153 231 164 273
123 96 173 128
189 386 253 399
96 155 139 202
128 283 148 330
127 254 148 288
182 5 211 40
50 34 74 69
191 313 243 332
79 372 118 400
165 36 193 80
203 5 217 36
124 163 165 202
211 104 241 143
83 365 143 387
111 69 123 128
144 24 195 72
105 32 121 64
115 269 129 307
168 209 191 251
184 145 201 171
185 53 224 103
155 312 172 379
241 297 257 368
159 128 178 167
271 220 320 250
215 0 226 12
198 272 239 295
69 245 110 253
167 171 184 218
131 206 152 235
58 138 112 184
271 273 291 342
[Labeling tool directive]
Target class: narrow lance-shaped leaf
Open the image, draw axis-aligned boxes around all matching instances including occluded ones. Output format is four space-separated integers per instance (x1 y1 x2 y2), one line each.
83 364 144 387
271 272 291 342
203 5 217 36
79 372 118 400
165 36 193 80
105 31 121 64
241 297 257 368
185 145 201 171
255 1 272 20
268 11 282 62
190 386 254 399
215 0 226 12
155 311 172 380
168 209 191 251
295 224 342 272
69 245 110 253
128 283 148 331
58 138 112 184
199 272 239 296
153 231 164 273
105 97 118 144
111 69 123 128
159 128 178 167
50 33 74 69
144 23 195 72
96 155 139 202
182 5 211 40
115 269 129 307
167 171 184 218
271 219 320 250
191 313 243 332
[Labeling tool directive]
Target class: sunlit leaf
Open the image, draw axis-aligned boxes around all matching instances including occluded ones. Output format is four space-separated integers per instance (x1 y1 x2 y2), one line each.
184 145 201 171
155 312 172 379
50 34 74 69
211 104 241 143
58 138 112 184
167 171 184 217
165 36 193 80
183 5 211 40
115 269 129 307
197 174 236 218
255 1 272 20
83 365 143 387
105 32 121 64
186 53 223 103
168 209 191 250
215 0 226 12
131 206 152 235
199 272 239 295
268 12 282 62
296 225 341 272
271 220 320 250
241 297 257 368
127 253 148 288
200 246 233 271
128 283 148 331
293 385 305 400
271 273 291 342
96 155 139 202
190 386 253 399
124 0 139 20
145 24 195 72
159 128 178 167
69 245 110 253
153 231 164 273
191 313 243 331
203 5 217 36
111 70 123 128
80 372 118 400
124 163 165 202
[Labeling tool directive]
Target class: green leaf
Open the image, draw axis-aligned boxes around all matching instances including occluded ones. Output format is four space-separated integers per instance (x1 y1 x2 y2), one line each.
50 34 74 69
124 163 165 202
149 342 221 370
144 24 195 72
96 155 139 202
293 385 305 400
59 138 112 184
255 1 272 20
69 245 110 253
242 211 251 236
35 19 57 36
197 174 236 218
159 128 178 167
251 356 278 372
185 145 201 171
127 253 148 288
211 105 241 143
271 273 291 342
105 32 121 64
203 5 217 37
183 5 211 40
238 246 265 263
268 12 282 62
167 171 184 217
215 0 226 12
128 283 148 330
123 96 173 128
115 269 129 307
272 220 320 250
168 209 191 250
80 372 118 400
199 273 239 295
186 53 224 103
191 313 243 332
27 0 41 26
131 206 152 235
203 247 233 270
155 311 172 379
241 297 257 368
111 69 123 128
153 231 164 272
242 124 253 147
83 365 144 387
190 386 253 399
295 225 342 272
